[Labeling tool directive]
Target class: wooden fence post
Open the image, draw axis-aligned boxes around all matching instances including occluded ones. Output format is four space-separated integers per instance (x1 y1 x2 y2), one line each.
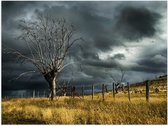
70 86 72 97
127 82 131 101
122 84 124 91
33 90 35 98
102 84 105 101
92 84 94 100
112 83 115 99
146 80 149 103
82 85 84 99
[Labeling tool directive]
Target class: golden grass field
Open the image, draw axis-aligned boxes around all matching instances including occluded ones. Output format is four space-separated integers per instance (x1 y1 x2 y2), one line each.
2 90 167 124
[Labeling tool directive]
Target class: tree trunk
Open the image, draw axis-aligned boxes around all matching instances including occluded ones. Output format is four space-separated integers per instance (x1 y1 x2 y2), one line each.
49 77 56 101
44 70 57 101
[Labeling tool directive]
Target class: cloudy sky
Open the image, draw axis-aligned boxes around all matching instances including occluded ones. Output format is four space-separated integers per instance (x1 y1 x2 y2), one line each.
2 1 167 91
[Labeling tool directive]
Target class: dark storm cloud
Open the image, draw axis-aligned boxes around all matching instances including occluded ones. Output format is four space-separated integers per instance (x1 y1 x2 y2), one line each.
37 2 116 52
93 35 122 51
137 55 166 72
159 48 167 58
2 1 167 92
2 80 48 91
2 1 39 30
114 6 161 41
124 49 167 74
112 53 125 60
127 64 166 74
80 53 126 69
2 64 42 91
84 59 119 69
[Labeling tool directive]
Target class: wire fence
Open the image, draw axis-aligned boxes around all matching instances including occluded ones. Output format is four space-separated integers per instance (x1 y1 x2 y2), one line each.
2 79 167 103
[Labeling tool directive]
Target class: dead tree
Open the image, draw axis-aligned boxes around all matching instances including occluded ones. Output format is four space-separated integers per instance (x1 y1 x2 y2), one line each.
110 67 126 94
6 14 82 101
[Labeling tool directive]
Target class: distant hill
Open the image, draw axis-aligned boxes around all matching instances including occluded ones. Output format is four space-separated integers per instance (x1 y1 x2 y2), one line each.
131 75 167 88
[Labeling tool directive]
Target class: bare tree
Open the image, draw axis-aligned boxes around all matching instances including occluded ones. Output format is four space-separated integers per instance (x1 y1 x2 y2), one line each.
6 14 82 100
110 67 126 93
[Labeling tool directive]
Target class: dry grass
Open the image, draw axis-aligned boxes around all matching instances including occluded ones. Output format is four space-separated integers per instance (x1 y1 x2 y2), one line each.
2 91 167 124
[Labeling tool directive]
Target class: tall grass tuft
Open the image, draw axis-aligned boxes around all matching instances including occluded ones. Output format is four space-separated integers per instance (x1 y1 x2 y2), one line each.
2 91 167 124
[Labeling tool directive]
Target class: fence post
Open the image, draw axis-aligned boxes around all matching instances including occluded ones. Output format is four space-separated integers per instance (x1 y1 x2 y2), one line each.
92 84 94 100
102 84 105 101
146 80 149 103
33 90 35 98
112 83 115 99
70 86 72 97
122 84 124 91
82 85 84 99
127 82 131 101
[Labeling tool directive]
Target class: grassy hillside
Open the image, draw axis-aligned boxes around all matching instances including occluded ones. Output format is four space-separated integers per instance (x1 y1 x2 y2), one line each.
131 75 167 87
2 90 167 124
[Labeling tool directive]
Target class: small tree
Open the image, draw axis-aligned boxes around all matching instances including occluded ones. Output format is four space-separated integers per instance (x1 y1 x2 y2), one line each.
7 14 82 100
110 67 126 93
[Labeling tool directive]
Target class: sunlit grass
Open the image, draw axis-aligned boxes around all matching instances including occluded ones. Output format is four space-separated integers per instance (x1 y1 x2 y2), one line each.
2 91 167 124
